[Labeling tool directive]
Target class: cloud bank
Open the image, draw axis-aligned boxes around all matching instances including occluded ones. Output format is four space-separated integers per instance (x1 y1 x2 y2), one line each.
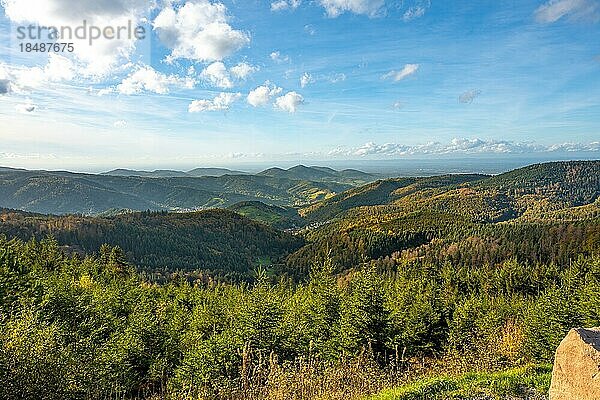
328 138 600 157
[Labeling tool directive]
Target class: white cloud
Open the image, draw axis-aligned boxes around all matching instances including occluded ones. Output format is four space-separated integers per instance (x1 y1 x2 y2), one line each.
114 120 127 128
382 64 419 82
271 0 301 11
402 0 430 21
1 0 152 77
459 89 481 104
230 62 259 80
392 101 403 109
13 54 76 90
403 6 426 21
43 54 77 82
300 72 315 88
274 91 304 113
189 92 241 112
319 0 385 17
200 62 233 88
247 82 282 107
534 0 599 23
0 54 76 95
270 51 290 63
117 66 195 95
327 138 600 157
304 24 316 35
15 101 36 113
153 0 250 63
199 61 258 88
547 141 600 152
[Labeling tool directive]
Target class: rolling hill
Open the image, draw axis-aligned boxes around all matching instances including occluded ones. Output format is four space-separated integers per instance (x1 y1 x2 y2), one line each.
258 165 377 184
0 208 303 281
1 160 598 280
301 161 600 225
288 160 600 273
0 167 358 215
301 174 488 222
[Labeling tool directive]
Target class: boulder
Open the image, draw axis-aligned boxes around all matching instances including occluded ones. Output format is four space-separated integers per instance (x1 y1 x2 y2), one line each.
549 327 600 400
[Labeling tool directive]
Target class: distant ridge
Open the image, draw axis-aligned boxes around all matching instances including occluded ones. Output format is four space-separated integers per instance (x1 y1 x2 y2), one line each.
5 161 596 218
258 165 377 182
0 166 359 214
102 169 190 178
187 167 248 177
102 167 247 178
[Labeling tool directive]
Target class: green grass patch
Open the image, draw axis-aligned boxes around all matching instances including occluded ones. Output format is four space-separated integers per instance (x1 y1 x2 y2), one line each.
367 364 552 400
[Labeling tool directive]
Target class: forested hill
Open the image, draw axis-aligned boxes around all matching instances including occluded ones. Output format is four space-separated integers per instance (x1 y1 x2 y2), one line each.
301 174 487 222
0 208 303 282
476 160 600 204
0 167 360 215
288 160 600 274
258 165 376 183
0 160 598 281
301 161 599 223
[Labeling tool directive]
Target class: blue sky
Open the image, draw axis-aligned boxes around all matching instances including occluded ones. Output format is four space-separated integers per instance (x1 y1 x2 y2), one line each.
0 0 599 171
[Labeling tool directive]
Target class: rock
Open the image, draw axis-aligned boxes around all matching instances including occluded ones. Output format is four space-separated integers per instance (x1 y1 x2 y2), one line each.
549 327 600 400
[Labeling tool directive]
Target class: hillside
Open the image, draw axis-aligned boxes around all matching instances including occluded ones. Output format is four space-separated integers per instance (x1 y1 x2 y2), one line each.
258 165 377 185
301 174 487 222
302 161 599 225
0 167 355 215
2 161 598 280
476 160 600 204
0 208 303 281
0 221 597 400
227 201 304 229
289 161 600 273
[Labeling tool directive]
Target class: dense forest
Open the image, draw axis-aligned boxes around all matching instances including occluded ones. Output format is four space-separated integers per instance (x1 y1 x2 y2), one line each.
0 236 598 399
0 209 303 282
0 160 599 399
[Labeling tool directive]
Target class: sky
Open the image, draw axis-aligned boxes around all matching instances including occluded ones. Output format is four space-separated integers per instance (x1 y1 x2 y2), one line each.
0 0 599 171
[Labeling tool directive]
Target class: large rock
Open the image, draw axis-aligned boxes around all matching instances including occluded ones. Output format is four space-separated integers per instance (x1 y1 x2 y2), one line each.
549 327 600 400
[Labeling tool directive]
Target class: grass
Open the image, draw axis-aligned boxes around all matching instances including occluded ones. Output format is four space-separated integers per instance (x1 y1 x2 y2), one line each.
365 364 552 400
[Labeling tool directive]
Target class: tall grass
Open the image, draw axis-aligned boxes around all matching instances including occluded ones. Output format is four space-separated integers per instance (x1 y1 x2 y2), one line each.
366 364 551 400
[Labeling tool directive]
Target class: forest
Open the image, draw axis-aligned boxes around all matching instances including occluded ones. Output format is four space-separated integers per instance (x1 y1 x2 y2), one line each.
0 160 598 399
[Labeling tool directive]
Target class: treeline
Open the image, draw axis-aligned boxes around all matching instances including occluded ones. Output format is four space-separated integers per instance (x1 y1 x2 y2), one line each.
287 206 600 274
0 236 598 399
478 161 600 205
0 209 303 282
